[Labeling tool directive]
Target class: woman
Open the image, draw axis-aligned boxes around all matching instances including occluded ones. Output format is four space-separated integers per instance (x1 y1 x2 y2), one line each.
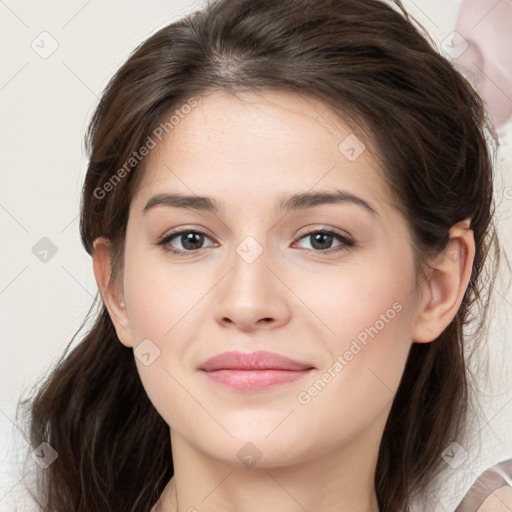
17 0 503 511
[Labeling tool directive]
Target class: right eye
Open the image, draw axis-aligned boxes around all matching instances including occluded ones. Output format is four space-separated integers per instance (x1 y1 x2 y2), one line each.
157 229 217 255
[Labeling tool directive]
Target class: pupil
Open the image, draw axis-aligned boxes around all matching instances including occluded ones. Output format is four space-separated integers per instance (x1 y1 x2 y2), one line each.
183 232 203 250
312 233 332 250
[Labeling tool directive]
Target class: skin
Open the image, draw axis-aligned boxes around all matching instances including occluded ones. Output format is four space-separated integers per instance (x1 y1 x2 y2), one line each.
457 460 512 511
477 487 512 512
92 89 475 512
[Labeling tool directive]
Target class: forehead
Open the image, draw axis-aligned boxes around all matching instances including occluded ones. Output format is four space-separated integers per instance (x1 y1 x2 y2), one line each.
131 89 390 213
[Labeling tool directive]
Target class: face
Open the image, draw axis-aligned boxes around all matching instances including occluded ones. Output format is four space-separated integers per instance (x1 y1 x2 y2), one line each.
108 89 427 468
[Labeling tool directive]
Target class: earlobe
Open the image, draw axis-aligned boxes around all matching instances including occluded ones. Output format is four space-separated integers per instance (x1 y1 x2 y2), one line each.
92 237 134 348
412 219 475 343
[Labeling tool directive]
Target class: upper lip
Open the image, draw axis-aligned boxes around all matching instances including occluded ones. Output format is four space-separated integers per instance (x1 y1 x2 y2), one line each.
199 350 315 371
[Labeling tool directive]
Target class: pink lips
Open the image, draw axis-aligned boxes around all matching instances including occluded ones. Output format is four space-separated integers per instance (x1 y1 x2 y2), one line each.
199 350 315 391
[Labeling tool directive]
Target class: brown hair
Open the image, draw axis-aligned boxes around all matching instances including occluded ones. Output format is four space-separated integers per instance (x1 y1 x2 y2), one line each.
17 0 500 510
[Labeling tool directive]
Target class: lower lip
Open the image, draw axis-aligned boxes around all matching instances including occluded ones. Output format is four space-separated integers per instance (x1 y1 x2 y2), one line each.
201 369 314 391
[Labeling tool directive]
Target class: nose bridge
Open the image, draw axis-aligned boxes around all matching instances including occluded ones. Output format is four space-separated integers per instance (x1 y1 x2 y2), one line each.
228 232 273 298
213 230 291 330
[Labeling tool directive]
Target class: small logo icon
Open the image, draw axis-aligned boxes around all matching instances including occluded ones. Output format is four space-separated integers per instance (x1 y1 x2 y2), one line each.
338 134 366 162
31 442 58 469
134 338 161 366
236 236 263 264
32 237 58 263
441 32 468 59
237 442 262 468
447 248 461 263
441 441 468 469
31 31 59 59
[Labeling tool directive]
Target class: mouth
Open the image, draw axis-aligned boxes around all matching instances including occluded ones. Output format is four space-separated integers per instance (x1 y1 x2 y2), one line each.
198 350 316 392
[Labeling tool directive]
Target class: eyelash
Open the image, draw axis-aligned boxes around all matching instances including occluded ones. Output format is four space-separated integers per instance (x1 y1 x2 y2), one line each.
157 227 354 256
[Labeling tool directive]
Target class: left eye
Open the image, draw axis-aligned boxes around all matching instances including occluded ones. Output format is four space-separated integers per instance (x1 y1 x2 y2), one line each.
294 229 354 253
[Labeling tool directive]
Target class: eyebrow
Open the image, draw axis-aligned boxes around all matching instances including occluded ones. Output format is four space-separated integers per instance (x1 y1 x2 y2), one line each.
143 189 377 216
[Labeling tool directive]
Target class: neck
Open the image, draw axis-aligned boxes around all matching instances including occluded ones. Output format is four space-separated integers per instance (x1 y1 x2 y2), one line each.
157 428 382 512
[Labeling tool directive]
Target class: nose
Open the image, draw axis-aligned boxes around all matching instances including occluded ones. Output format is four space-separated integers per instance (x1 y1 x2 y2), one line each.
213 240 292 332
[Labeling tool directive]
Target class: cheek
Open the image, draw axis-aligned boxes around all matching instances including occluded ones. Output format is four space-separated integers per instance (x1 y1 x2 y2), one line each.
302 248 416 354
122 248 216 410
295 247 418 409
292 287 416 451
123 247 210 340
121 251 206 425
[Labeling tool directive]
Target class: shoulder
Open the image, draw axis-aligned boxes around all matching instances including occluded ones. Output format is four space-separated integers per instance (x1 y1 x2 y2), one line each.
477 486 512 512
457 459 512 512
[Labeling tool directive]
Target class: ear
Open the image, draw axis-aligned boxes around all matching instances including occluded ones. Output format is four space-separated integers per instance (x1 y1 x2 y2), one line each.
92 237 134 348
412 218 475 343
